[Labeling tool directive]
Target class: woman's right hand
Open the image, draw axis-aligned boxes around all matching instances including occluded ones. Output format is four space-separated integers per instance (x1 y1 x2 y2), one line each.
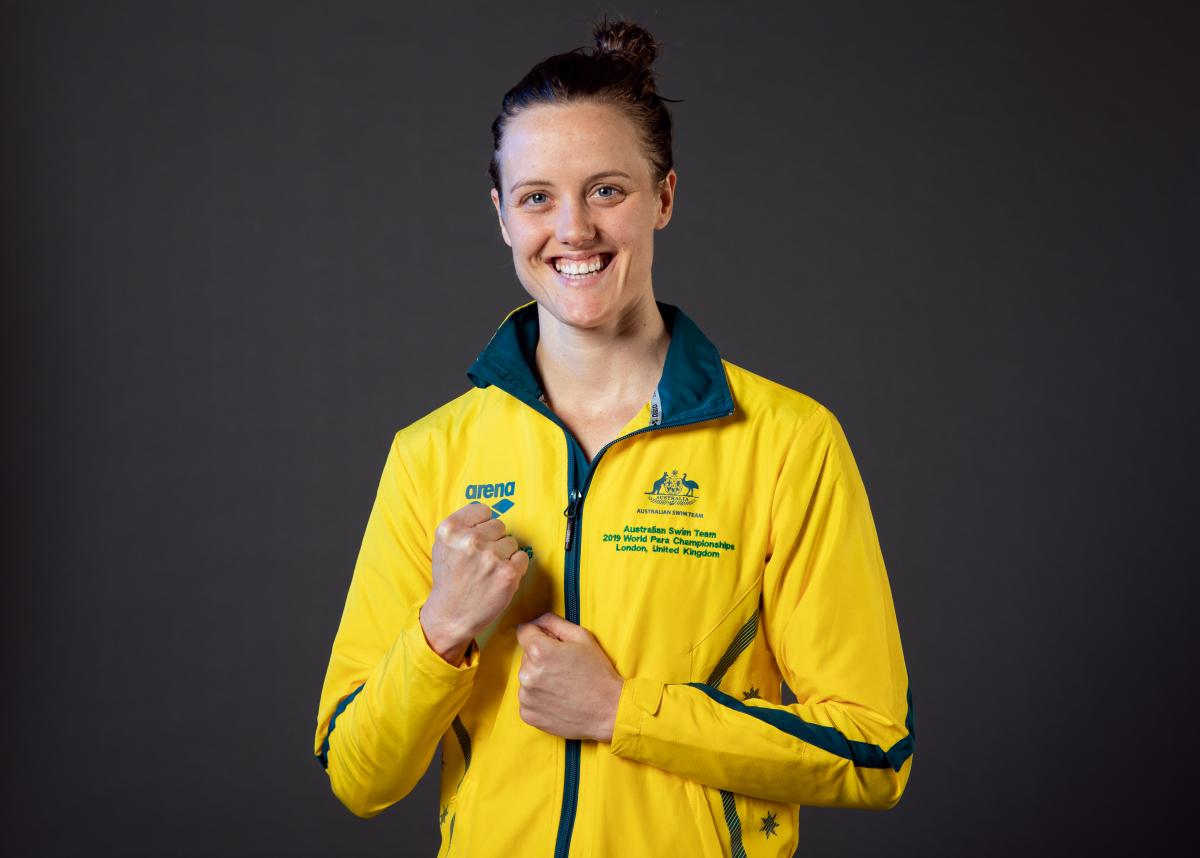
420 501 530 665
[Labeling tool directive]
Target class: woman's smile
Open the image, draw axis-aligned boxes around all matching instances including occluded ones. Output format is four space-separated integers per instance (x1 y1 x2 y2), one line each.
546 252 615 286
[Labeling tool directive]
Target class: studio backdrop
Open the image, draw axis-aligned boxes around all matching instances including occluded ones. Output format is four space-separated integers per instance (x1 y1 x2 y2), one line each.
3 1 1195 856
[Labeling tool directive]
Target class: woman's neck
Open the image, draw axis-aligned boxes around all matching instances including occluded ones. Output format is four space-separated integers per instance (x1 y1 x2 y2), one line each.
533 294 670 416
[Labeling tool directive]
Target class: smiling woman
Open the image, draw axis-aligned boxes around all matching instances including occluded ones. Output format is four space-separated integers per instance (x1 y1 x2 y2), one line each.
313 16 915 858
489 99 675 349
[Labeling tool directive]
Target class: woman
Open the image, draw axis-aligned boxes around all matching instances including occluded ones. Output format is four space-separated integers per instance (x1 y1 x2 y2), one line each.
313 18 914 857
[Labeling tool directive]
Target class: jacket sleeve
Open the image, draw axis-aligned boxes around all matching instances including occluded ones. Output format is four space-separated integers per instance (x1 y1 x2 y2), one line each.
312 430 480 818
607 405 914 810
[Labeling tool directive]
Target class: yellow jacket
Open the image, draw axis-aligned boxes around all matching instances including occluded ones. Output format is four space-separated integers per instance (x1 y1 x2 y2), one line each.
313 299 914 857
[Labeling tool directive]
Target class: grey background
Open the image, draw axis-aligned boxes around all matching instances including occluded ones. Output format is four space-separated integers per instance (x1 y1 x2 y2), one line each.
3 1 1196 855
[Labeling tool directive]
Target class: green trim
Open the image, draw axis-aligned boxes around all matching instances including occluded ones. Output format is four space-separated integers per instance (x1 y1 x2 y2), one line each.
451 715 472 788
708 616 757 858
721 789 747 858
705 612 758 688
466 300 543 401
686 683 915 773
451 716 472 769
316 681 366 770
466 300 734 426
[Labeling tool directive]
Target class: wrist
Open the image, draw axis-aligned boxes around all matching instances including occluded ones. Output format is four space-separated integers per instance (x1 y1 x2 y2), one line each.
599 676 625 743
419 601 473 666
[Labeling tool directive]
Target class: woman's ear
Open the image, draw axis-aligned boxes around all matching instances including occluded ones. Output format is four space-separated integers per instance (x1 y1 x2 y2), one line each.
654 169 677 230
491 188 513 247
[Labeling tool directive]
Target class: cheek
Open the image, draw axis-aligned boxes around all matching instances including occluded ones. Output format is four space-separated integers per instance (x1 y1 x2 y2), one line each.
507 220 547 259
612 230 652 266
604 209 655 256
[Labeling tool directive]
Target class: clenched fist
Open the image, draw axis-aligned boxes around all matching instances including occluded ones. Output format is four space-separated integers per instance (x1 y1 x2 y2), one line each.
515 613 624 743
420 501 530 666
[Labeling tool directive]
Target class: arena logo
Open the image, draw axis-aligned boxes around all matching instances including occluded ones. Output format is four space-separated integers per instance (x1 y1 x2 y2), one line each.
465 480 517 516
642 469 700 506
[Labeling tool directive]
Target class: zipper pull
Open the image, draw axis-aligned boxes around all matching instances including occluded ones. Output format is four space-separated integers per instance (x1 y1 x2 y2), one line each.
563 489 581 551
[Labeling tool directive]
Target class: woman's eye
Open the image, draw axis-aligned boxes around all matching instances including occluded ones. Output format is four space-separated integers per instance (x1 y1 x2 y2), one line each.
595 185 621 199
523 192 548 206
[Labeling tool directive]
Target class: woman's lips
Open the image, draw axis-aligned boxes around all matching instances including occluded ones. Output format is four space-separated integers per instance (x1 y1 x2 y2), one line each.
546 253 613 286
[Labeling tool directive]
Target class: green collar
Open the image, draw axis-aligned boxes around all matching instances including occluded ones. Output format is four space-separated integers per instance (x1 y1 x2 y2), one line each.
467 300 735 427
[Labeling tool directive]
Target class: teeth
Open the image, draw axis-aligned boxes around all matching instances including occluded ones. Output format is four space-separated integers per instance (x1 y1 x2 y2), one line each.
553 255 608 276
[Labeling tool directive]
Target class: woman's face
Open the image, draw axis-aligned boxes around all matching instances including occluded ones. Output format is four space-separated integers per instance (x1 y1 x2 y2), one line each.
490 100 676 331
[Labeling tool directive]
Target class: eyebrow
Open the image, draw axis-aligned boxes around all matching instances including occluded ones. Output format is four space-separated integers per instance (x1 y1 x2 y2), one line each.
508 171 633 195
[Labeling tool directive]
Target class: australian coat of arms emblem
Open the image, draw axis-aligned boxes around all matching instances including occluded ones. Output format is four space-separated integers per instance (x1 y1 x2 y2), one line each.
644 469 700 506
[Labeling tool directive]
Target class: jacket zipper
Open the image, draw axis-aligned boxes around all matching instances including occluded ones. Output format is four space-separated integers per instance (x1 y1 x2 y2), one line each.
563 488 581 552
552 405 734 858
554 456 583 858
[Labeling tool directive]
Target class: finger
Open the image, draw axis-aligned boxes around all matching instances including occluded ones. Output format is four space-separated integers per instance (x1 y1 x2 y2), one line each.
516 626 551 661
472 517 509 542
508 545 531 575
487 534 520 561
455 500 496 526
459 521 506 554
531 612 579 641
514 622 532 649
515 621 544 649
516 619 555 647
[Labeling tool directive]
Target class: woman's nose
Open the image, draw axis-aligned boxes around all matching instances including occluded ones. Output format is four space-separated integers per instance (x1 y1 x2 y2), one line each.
554 198 595 245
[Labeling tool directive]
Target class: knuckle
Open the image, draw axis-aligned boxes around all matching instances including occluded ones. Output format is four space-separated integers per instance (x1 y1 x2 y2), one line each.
472 502 494 521
485 518 506 536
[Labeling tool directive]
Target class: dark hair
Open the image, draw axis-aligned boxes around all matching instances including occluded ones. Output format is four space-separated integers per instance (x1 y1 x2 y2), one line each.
488 17 678 200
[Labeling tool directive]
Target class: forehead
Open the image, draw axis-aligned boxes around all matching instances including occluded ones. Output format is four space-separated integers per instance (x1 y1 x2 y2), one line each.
499 101 650 187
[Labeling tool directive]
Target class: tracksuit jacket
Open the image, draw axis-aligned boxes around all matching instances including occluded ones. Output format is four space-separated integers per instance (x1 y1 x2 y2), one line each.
313 299 915 857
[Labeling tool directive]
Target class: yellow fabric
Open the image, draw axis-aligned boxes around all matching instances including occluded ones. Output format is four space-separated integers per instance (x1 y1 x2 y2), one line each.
312 301 913 856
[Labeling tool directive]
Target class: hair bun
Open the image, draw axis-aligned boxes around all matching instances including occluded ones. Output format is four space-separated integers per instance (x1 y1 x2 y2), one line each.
592 17 661 71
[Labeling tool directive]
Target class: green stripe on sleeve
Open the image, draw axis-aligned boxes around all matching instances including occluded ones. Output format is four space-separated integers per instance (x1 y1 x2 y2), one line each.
685 683 915 772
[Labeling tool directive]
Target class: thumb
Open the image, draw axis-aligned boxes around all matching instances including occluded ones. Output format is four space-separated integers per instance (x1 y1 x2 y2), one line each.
516 619 555 648
532 612 582 641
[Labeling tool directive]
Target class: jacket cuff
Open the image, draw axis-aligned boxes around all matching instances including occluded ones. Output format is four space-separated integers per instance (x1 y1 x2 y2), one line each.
608 676 664 758
404 600 480 682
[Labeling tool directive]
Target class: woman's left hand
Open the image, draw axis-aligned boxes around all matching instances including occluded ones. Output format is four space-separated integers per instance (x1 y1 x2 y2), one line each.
515 612 625 743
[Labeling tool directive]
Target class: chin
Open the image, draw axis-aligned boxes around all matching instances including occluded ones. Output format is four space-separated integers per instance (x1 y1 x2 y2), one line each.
548 290 621 329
